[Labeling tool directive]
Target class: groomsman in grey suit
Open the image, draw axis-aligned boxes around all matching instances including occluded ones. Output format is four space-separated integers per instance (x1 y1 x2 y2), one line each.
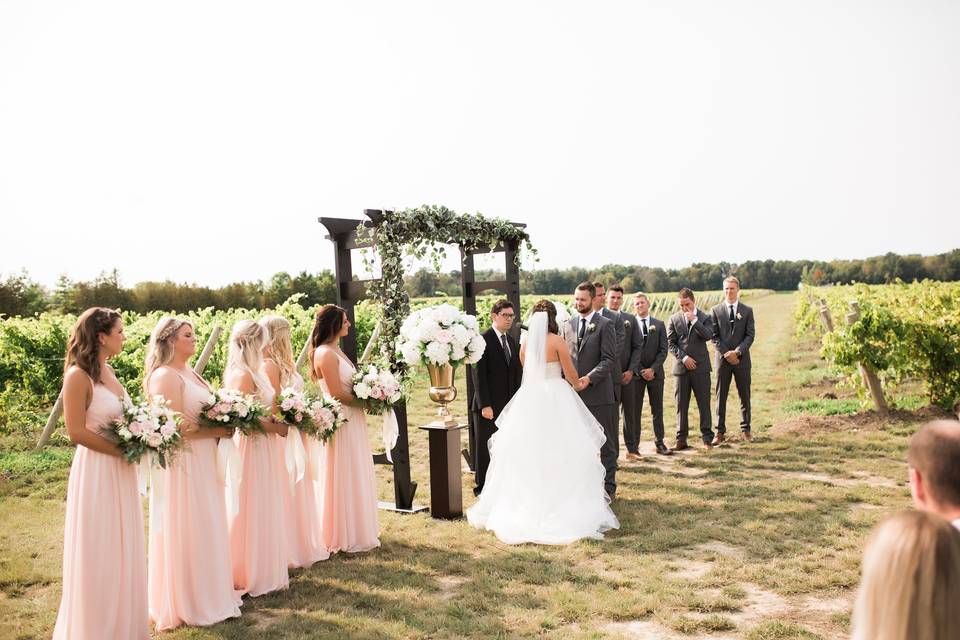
602 285 643 459
710 276 756 443
570 282 619 498
666 288 715 449
631 292 672 456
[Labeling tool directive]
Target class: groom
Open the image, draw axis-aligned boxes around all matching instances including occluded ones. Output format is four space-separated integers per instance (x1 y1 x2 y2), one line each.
570 282 618 499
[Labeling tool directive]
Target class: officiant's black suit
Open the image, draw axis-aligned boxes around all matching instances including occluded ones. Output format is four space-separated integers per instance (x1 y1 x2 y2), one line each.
471 327 522 495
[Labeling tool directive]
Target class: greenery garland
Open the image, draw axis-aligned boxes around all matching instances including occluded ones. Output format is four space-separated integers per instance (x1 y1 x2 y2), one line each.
356 204 536 377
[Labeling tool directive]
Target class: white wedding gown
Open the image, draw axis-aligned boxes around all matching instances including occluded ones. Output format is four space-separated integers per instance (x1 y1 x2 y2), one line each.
466 312 620 545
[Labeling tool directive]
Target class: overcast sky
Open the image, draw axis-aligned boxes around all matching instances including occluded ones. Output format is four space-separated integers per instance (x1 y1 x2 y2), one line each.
2 0 958 287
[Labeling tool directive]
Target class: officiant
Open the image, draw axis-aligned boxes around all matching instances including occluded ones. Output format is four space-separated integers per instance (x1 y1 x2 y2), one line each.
471 299 523 496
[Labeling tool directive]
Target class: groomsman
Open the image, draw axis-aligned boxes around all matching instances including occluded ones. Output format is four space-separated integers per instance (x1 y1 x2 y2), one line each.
471 299 522 496
631 293 672 456
666 288 715 450
602 285 643 459
710 276 755 443
570 282 618 498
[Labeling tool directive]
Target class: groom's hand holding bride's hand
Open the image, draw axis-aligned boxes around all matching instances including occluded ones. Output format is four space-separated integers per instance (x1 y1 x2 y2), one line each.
575 376 590 391
481 407 494 420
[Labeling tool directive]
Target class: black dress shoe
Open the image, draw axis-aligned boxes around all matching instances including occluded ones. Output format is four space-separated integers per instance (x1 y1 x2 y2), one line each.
672 440 689 451
655 442 673 455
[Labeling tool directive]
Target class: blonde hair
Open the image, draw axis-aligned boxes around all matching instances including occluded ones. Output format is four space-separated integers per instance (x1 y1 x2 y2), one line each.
226 320 272 399
259 315 297 388
143 316 193 391
852 511 960 640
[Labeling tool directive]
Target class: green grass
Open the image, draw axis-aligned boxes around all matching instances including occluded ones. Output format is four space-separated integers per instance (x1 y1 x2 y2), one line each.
0 292 934 639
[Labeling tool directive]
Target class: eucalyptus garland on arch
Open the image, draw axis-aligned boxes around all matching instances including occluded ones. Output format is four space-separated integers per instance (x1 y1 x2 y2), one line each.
356 204 536 379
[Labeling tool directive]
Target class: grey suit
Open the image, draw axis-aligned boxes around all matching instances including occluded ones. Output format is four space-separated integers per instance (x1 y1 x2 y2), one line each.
630 315 668 447
710 301 755 434
601 308 643 451
666 309 715 444
569 311 618 495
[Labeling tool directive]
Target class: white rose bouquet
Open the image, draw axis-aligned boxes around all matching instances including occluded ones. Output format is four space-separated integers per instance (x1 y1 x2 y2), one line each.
107 395 182 468
306 393 348 443
199 388 267 436
397 303 486 368
351 364 403 415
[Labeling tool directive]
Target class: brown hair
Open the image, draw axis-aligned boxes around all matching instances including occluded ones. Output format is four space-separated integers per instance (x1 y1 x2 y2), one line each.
64 307 122 383
309 304 346 382
491 299 514 315
532 300 559 335
908 420 960 508
852 510 960 640
576 281 596 298
143 317 193 391
608 284 624 294
592 281 604 291
678 287 695 301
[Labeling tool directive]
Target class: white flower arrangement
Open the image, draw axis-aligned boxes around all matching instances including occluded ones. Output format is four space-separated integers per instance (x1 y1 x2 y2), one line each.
199 388 268 436
397 304 485 368
107 395 183 467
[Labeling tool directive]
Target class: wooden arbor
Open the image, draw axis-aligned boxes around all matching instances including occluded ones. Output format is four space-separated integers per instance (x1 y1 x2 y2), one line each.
318 209 523 512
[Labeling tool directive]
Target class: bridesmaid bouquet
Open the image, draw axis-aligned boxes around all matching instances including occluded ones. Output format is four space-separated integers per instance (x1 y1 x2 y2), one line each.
199 388 267 436
351 364 403 415
277 387 348 443
108 395 182 468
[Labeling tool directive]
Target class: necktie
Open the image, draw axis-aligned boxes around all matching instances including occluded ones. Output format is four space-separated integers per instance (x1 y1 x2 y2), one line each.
729 305 736 328
578 317 586 347
501 333 511 363
641 318 648 339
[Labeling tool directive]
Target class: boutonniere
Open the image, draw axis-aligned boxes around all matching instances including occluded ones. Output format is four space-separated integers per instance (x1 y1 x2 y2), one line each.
649 325 657 333
624 320 631 329
587 323 596 333
736 312 742 320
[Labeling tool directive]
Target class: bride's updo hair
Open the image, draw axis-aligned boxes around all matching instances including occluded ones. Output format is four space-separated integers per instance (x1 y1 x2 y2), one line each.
532 300 559 335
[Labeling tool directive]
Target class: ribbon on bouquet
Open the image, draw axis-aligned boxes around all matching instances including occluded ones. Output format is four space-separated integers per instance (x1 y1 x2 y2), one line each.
137 452 168 535
284 426 307 495
383 407 399 463
217 436 242 521
306 435 324 483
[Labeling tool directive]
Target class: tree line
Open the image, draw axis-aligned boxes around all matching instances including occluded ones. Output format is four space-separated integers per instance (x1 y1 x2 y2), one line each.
2 248 958 318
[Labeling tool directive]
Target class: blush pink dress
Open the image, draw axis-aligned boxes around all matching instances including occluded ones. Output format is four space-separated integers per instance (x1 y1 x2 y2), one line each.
53 377 148 640
317 348 380 553
228 381 289 597
274 372 329 568
147 367 242 630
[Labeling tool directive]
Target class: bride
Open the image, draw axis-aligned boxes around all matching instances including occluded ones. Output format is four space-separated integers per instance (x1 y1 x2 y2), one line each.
466 300 620 545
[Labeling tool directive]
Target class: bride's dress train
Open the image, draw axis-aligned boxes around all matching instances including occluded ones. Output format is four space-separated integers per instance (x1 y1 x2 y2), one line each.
466 313 619 545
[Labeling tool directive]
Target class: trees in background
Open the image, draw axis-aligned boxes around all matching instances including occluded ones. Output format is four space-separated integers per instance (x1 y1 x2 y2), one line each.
2 249 958 317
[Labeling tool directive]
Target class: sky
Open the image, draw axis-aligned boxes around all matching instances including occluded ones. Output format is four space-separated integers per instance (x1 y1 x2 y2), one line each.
1 0 958 287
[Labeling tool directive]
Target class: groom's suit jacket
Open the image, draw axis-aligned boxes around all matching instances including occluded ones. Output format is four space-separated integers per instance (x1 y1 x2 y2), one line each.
568 312 616 406
666 309 714 376
472 328 522 418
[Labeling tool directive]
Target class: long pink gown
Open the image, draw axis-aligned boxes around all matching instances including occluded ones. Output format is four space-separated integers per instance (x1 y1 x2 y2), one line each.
53 380 149 640
148 368 242 630
229 384 289 597
274 372 330 568
317 349 380 553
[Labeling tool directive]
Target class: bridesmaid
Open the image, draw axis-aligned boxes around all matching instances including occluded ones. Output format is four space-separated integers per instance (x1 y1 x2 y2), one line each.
224 320 290 597
311 305 380 553
143 317 242 630
53 308 148 640
260 315 330 569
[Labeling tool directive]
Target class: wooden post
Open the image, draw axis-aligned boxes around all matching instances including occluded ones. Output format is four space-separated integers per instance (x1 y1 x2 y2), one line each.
295 336 312 370
193 325 222 375
419 422 468 519
819 299 834 333
37 324 224 448
845 301 888 415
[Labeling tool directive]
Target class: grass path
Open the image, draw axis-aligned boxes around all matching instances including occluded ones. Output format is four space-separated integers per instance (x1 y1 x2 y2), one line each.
1 292 942 639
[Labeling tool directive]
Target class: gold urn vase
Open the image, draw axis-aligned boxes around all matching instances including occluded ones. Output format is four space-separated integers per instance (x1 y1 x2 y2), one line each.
426 363 459 428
